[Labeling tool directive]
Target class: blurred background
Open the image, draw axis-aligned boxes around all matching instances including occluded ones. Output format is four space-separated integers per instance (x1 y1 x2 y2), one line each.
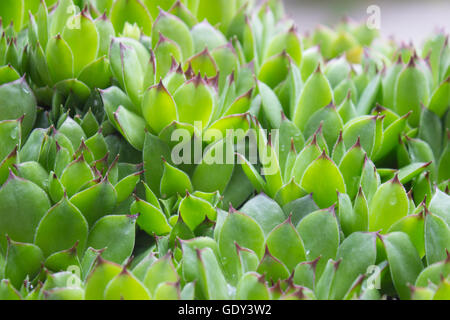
284 0 450 45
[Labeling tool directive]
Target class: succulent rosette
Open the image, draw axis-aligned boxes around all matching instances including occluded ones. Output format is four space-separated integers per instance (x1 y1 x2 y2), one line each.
0 0 449 301
17 0 115 111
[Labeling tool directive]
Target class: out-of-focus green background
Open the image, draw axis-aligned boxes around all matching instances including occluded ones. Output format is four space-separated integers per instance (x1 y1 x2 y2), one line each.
284 0 450 45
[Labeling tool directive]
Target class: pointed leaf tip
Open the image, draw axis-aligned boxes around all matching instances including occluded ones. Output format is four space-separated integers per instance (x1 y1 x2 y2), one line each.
391 173 401 184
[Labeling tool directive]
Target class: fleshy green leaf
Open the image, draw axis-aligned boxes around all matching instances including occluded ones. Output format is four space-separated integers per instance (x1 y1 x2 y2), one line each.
0 173 51 251
266 216 306 271
35 196 88 257
369 175 408 233
381 232 424 300
87 215 136 264
300 152 345 208
296 207 339 277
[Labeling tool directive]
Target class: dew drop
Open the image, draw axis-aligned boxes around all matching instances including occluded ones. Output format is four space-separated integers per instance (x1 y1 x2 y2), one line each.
389 197 397 206
227 284 236 297
10 128 18 140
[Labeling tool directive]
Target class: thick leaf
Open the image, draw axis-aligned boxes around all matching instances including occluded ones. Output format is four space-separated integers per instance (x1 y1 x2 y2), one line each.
203 114 249 145
195 247 230 299
429 189 450 226
315 258 340 300
143 132 172 198
192 139 235 194
0 0 24 32
85 258 122 300
292 137 322 184
258 52 290 89
239 193 286 236
331 232 377 299
296 207 340 277
78 56 112 89
110 0 152 36
394 60 429 127
418 107 442 160
185 48 218 78
0 148 18 186
265 27 302 65
131 198 171 236
70 178 117 227
300 152 345 208
381 232 423 300
95 14 115 57
58 116 86 150
304 104 343 151
218 210 265 285
191 21 227 53
112 106 146 151
5 239 43 289
62 12 99 76
160 160 193 198
46 35 74 84
87 215 136 264
179 193 216 231
278 116 304 173
425 212 450 265
0 118 21 162
368 175 408 233
293 67 333 131
104 269 150 300
293 259 318 291
428 77 450 118
173 76 214 130
338 140 366 199
388 213 425 258
274 179 307 207
0 77 37 137
236 272 270 300
44 245 81 273
266 216 306 271
282 194 319 226
152 10 193 60
144 253 179 295
115 172 141 204
35 196 88 258
211 42 239 92
342 115 381 157
0 173 51 251
338 188 369 236
142 82 177 134
257 247 290 283
355 74 381 115
415 255 450 287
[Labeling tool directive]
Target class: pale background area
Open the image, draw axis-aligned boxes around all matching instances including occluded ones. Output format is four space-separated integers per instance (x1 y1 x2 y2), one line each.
284 0 450 45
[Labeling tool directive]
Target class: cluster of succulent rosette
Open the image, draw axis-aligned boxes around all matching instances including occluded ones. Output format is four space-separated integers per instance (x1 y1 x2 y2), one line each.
0 0 449 300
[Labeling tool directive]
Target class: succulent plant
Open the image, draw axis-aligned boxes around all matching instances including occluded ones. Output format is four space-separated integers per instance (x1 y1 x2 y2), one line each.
0 0 449 301
20 0 116 108
0 101 147 272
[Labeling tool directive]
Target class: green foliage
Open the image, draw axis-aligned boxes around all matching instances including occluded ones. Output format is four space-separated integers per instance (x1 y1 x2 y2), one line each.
0 0 449 301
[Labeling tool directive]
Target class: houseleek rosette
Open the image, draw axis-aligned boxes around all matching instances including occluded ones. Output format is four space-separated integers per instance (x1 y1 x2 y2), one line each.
21 0 114 108
0 107 145 290
0 0 449 301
